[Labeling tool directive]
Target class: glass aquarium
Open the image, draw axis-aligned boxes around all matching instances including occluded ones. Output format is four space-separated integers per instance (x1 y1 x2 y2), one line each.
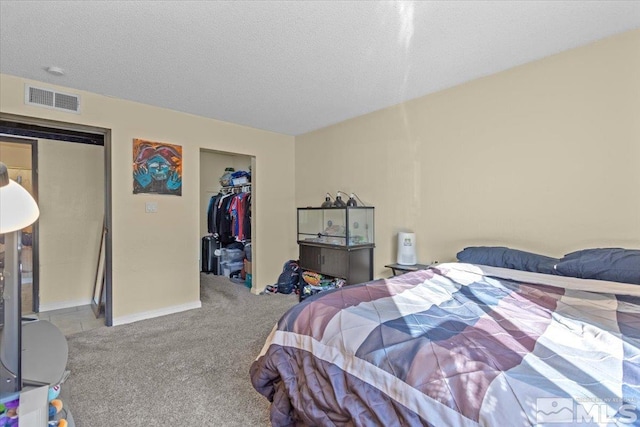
297 207 374 247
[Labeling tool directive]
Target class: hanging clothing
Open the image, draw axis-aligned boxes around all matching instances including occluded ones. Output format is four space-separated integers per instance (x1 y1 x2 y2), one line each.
207 193 222 235
206 186 251 243
217 192 235 243
243 193 251 240
229 192 249 242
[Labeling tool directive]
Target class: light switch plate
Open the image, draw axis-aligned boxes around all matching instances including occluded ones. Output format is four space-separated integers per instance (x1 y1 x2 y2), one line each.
145 201 158 213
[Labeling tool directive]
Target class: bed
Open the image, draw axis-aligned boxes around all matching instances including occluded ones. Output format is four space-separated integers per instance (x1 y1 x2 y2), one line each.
250 257 640 426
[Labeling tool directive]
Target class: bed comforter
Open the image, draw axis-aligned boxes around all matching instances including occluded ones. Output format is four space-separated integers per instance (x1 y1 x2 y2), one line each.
250 263 640 426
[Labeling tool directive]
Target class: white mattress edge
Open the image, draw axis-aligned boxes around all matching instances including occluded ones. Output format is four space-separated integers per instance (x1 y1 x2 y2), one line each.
437 262 640 297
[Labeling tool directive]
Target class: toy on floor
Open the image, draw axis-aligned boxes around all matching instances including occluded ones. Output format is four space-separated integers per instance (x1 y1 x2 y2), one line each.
48 385 61 401
0 415 18 427
49 399 63 419
47 384 67 427
0 384 68 427
0 398 19 426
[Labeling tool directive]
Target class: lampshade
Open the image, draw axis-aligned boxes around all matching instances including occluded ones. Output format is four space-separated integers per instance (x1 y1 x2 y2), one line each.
0 162 40 233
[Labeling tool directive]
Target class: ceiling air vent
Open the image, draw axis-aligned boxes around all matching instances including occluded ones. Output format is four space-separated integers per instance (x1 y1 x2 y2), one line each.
25 85 81 113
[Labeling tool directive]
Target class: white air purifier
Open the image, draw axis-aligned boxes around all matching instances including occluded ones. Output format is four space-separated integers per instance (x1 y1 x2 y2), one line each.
397 232 417 265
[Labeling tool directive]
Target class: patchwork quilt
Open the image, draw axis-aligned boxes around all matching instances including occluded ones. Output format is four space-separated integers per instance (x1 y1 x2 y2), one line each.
250 263 640 426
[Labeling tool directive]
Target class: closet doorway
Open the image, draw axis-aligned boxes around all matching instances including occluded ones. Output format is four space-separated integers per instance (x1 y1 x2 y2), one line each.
0 117 112 326
200 149 254 288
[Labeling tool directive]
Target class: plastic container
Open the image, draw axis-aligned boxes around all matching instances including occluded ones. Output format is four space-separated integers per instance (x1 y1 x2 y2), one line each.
221 261 244 277
219 167 235 187
221 248 245 263
244 243 252 261
245 273 252 289
232 176 248 186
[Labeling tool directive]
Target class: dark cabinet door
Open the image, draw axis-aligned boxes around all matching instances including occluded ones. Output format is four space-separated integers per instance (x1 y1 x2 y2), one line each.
299 244 321 272
320 247 348 279
347 248 373 285
299 243 373 285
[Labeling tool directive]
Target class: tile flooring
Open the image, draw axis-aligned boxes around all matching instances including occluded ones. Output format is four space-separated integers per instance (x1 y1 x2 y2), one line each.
34 304 105 336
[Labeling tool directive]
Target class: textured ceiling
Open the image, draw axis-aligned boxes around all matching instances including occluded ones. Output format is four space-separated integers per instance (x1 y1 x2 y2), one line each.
1 1 639 136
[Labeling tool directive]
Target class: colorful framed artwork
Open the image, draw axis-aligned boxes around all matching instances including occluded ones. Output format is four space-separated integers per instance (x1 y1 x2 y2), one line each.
132 139 182 196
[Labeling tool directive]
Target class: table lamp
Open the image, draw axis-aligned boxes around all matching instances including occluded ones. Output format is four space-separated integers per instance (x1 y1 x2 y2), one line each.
0 161 40 394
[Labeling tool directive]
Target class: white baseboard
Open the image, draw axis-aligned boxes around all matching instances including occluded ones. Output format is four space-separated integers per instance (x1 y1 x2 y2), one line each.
39 299 92 312
112 300 202 326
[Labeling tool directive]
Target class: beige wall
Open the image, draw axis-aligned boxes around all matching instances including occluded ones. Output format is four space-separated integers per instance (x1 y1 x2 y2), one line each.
1 74 296 323
295 29 640 279
0 142 34 199
0 142 32 169
38 139 104 308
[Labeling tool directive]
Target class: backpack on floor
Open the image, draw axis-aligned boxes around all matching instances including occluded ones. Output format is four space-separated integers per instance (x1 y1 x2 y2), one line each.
276 260 300 294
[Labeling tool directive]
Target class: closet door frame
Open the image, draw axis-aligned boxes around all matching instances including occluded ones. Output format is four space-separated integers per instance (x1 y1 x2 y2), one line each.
0 114 113 326
200 149 255 290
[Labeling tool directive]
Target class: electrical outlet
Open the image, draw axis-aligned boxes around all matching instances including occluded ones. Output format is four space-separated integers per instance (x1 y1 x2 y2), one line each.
145 201 158 213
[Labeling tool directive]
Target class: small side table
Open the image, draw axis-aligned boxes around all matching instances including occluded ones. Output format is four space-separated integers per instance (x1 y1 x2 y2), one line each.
385 263 433 276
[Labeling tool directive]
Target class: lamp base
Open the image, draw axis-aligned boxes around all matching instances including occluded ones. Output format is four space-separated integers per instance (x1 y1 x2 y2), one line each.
0 356 19 396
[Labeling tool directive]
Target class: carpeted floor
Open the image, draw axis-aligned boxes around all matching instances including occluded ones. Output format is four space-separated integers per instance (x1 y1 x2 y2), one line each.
63 274 298 426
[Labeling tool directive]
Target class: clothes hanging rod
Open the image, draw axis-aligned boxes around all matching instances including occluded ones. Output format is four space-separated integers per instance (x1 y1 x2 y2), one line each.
207 183 251 191
215 183 252 195
220 183 251 189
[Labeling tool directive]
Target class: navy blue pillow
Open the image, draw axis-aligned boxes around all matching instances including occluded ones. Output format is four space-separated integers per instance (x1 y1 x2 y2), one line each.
554 248 640 285
456 246 559 275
